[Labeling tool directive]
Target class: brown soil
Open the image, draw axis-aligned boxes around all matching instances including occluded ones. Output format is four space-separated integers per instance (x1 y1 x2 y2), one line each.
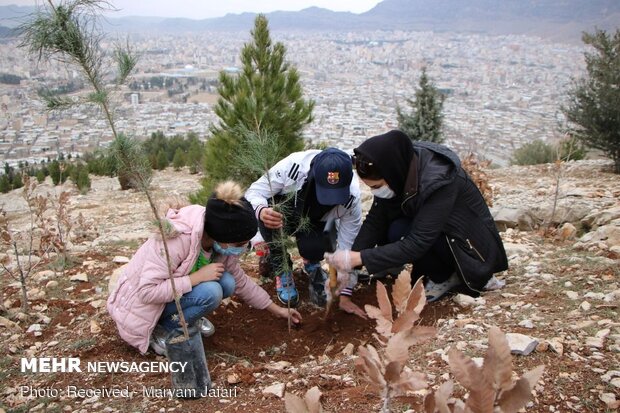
2 243 617 413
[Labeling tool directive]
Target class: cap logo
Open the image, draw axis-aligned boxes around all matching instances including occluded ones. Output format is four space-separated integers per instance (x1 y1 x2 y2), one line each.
327 171 340 185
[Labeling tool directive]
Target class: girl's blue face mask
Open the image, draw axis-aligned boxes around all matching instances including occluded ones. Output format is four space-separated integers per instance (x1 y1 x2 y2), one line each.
213 241 247 256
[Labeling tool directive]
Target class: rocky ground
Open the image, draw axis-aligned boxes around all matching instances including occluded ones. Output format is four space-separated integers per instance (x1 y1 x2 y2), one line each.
0 160 619 413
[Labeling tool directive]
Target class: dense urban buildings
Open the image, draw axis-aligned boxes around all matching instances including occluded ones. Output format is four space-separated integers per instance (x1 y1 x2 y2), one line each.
0 30 585 168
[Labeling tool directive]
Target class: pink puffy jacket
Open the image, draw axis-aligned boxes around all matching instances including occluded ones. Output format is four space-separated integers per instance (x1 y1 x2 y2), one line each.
107 205 272 353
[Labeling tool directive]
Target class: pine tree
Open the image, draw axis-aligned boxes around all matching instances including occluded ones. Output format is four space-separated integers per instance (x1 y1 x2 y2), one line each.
35 169 46 183
563 29 620 173
172 148 185 171
397 67 445 143
156 149 168 170
199 14 314 198
0 174 10 193
76 164 91 194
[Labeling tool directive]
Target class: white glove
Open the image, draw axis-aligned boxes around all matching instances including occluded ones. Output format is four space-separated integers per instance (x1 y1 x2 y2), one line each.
324 249 352 272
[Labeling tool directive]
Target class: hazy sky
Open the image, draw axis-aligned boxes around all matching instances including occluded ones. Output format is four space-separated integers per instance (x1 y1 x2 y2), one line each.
0 1 383 19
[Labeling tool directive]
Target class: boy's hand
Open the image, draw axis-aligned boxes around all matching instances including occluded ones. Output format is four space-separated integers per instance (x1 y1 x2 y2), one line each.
259 207 283 229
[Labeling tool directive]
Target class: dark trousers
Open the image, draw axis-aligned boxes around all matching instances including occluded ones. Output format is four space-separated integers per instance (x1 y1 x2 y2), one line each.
258 210 326 277
387 217 456 283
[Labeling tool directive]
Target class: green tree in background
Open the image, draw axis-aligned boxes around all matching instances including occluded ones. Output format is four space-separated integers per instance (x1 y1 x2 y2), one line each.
563 29 620 173
172 148 185 171
397 67 445 144
156 149 169 170
197 14 314 201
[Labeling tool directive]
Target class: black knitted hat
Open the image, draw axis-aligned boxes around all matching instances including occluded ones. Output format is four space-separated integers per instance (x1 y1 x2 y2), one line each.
203 183 258 243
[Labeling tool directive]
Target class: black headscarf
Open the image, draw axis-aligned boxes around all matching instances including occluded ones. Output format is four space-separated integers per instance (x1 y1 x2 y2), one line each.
354 130 414 195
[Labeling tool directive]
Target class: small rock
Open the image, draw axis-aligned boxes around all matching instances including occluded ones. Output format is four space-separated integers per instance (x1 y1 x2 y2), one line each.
599 393 619 409
580 301 591 311
227 373 241 384
70 273 89 282
505 333 539 355
342 343 355 356
558 223 577 240
262 382 285 398
565 291 579 300
519 319 534 329
265 361 291 371
113 256 130 264
90 320 101 334
536 341 549 352
45 280 59 289
27 324 42 333
584 292 605 300
611 378 620 389
453 294 482 307
90 300 104 309
0 316 20 331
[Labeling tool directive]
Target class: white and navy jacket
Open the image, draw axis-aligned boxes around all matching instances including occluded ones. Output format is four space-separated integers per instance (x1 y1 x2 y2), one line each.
245 150 363 252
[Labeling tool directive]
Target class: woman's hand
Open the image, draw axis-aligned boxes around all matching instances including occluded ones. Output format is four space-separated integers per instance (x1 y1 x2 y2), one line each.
259 207 283 229
324 250 362 272
190 263 224 286
267 303 302 324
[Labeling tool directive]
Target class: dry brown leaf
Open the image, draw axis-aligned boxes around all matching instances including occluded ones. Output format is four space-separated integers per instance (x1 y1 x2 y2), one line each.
464 386 495 413
385 326 437 365
392 269 412 314
304 386 323 413
435 380 454 413
447 348 482 391
405 276 426 315
357 345 386 388
496 365 544 413
384 360 402 383
483 326 513 393
284 392 309 413
376 281 394 322
365 305 393 338
391 309 419 333
424 392 436 413
385 329 411 364
391 370 428 396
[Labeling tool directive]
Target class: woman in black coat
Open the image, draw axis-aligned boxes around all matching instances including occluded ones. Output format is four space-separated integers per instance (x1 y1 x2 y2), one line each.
325 130 508 301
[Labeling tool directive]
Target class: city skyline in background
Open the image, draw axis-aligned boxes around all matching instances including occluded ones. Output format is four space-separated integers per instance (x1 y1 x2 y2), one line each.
0 0 383 19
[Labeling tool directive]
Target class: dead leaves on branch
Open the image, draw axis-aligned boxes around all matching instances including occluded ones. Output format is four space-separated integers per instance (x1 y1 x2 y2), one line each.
284 386 324 413
364 271 433 344
355 270 437 412
425 327 545 413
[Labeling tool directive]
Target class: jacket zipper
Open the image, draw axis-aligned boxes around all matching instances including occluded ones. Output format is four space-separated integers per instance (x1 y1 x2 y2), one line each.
466 238 486 262
446 235 482 294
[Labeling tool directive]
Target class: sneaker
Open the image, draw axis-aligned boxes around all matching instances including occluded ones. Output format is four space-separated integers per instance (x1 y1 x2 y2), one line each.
305 262 327 307
197 317 215 337
424 272 461 302
275 271 299 307
149 325 168 356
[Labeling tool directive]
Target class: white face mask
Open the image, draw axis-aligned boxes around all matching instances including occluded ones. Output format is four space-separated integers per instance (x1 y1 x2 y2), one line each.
371 185 396 199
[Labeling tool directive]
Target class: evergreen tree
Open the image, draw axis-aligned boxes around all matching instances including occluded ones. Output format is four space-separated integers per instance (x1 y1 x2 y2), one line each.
172 148 185 171
35 169 46 183
0 174 10 193
199 14 314 198
12 172 23 189
156 149 168 170
76 164 91 194
563 29 620 173
397 67 445 143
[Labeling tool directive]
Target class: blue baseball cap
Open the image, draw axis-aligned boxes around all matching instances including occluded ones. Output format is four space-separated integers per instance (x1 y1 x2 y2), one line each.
312 148 353 205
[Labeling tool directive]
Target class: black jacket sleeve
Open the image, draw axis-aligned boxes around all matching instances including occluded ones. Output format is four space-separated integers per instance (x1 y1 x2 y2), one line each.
360 180 458 274
351 199 389 252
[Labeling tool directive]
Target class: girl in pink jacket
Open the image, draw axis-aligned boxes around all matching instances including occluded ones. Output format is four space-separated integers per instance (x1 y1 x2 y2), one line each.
107 181 302 355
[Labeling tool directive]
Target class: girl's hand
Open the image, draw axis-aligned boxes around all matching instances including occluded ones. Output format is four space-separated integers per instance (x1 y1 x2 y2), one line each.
198 263 225 282
259 207 283 229
268 303 302 324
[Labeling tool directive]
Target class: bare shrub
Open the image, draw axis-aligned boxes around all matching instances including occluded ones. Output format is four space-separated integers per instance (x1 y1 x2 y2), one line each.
424 327 545 413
